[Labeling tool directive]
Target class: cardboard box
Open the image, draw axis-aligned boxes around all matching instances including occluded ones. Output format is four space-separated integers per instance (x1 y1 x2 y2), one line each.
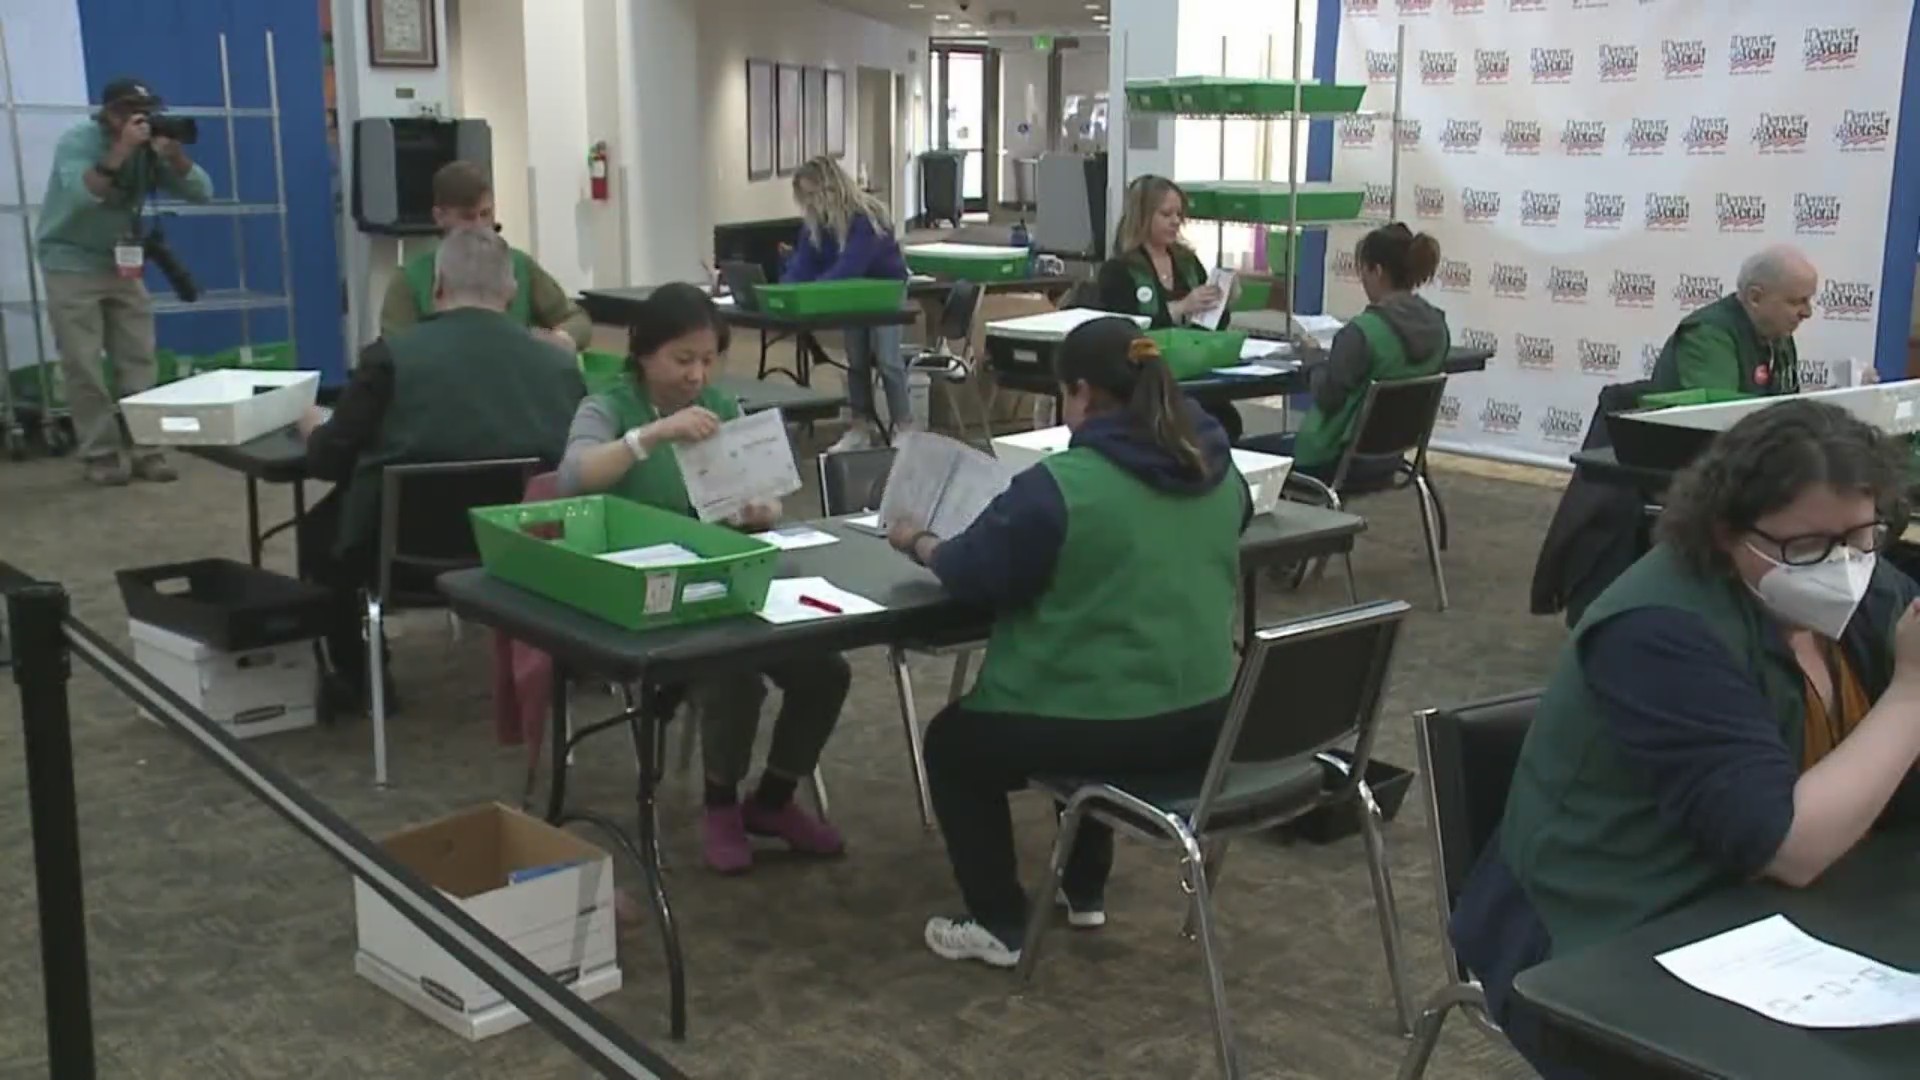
354 804 620 1041
128 619 318 738
991 426 1293 515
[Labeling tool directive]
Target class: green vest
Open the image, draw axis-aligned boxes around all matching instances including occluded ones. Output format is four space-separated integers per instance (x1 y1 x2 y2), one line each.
1291 309 1447 469
402 243 537 327
1648 293 1798 396
1124 247 1208 324
595 378 742 516
335 308 585 555
965 447 1244 719
1499 544 1901 955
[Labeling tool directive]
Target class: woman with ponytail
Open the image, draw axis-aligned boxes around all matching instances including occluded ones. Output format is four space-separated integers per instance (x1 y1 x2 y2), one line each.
1243 222 1450 476
887 316 1251 969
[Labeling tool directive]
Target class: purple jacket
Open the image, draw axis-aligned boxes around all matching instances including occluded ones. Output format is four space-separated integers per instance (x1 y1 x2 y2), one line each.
781 214 908 282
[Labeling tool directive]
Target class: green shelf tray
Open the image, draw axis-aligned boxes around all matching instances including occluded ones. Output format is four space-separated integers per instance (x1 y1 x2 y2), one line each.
756 278 908 317
1185 183 1366 226
1124 79 1176 114
1147 328 1249 381
1218 80 1366 116
903 246 1030 282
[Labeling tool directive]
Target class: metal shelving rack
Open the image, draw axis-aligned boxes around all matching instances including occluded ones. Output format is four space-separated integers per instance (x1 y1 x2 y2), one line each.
0 26 294 459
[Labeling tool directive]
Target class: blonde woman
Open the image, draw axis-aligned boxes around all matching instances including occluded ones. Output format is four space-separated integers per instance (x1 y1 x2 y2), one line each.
783 155 911 452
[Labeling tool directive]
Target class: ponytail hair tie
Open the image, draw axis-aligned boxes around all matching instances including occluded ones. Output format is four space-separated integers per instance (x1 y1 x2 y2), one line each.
1126 338 1162 368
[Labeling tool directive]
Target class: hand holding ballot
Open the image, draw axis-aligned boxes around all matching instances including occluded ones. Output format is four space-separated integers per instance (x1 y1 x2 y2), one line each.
674 408 803 524
878 431 1012 540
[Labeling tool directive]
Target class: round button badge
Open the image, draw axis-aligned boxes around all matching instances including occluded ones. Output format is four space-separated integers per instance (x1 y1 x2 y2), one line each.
1136 285 1155 304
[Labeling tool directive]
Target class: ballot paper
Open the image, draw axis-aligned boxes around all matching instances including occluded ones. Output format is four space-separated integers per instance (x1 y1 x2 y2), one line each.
878 431 1013 539
598 542 700 568
757 577 886 624
675 408 802 523
1191 267 1236 331
1654 915 1920 1028
1213 364 1286 378
1293 313 1345 349
752 525 839 551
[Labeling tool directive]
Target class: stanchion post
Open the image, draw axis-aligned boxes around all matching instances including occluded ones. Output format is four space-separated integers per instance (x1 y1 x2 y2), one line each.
8 582 96 1079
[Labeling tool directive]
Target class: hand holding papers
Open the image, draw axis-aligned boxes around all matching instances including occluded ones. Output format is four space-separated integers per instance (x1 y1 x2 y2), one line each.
1191 267 1236 331
1655 915 1920 1028
675 408 802 523
878 431 1013 539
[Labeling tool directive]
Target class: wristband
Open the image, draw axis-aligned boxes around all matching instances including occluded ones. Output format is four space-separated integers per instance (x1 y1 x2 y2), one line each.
623 427 648 461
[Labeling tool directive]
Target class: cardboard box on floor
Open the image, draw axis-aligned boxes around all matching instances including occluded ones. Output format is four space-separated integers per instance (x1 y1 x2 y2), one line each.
925 291 1056 438
354 803 620 1041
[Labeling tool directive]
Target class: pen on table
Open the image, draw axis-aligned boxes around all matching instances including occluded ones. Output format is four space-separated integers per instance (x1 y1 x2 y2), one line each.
798 595 843 615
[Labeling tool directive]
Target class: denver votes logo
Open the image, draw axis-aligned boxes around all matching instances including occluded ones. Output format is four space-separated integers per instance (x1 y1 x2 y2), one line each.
1804 27 1860 70
1793 194 1841 234
1818 281 1875 321
1539 405 1587 445
1624 118 1669 155
1415 185 1447 219
1585 192 1626 229
1610 269 1657 307
1728 33 1776 74
1503 119 1543 154
1597 44 1639 82
1440 118 1483 153
1752 112 1809 154
1673 273 1724 310
1644 193 1690 231
1343 0 1381 14
1331 250 1360 281
1548 267 1588 303
1578 338 1623 376
1799 358 1840 390
1437 394 1463 428
1508 0 1546 10
1451 0 1487 11
1683 116 1728 155
1640 343 1662 377
1715 194 1766 233
1490 262 1529 298
1397 0 1436 13
1420 50 1458 83
1437 259 1474 293
1339 116 1378 149
1461 187 1502 223
1396 118 1423 150
1366 51 1400 82
1520 190 1561 226
1460 327 1499 354
1561 120 1606 156
1475 49 1511 83
1834 109 1891 151
1531 47 1575 83
1363 184 1394 216
1479 398 1524 435
1516 333 1556 370
1662 39 1706 79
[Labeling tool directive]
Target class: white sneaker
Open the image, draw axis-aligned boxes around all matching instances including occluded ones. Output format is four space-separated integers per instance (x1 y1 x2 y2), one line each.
1055 888 1107 929
827 426 874 454
923 916 1022 968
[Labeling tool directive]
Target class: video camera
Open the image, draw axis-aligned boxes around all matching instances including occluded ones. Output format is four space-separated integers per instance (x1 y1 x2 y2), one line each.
145 112 198 145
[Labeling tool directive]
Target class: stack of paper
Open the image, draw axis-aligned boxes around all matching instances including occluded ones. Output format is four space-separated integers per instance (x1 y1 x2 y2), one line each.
1654 914 1920 1028
1191 267 1236 331
757 577 886 624
675 408 802 523
599 543 700 568
879 432 1014 539
752 525 839 551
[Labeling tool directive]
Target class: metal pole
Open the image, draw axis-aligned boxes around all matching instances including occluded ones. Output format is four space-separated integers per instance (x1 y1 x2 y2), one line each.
1286 2 1304 339
218 34 252 356
8 582 97 1080
1214 38 1226 268
265 31 296 365
0 22 58 435
1389 24 1406 221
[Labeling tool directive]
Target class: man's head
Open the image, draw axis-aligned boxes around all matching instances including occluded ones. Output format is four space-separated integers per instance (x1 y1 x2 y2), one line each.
1736 245 1819 340
97 77 159 135
431 161 496 233
433 227 515 313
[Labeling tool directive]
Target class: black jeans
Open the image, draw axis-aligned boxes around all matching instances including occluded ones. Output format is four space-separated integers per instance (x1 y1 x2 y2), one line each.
295 489 379 685
922 696 1227 941
692 652 852 787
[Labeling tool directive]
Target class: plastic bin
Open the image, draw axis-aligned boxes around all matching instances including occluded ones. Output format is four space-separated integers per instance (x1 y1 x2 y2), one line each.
119 369 319 446
1147 328 1250 381
116 558 331 652
1638 388 1755 410
1195 182 1365 225
1168 76 1227 114
754 278 909 318
1124 79 1175 114
1264 228 1304 275
903 243 1030 283
1180 181 1223 220
1219 80 1367 116
579 350 627 397
470 495 779 631
1276 752 1414 844
919 150 965 227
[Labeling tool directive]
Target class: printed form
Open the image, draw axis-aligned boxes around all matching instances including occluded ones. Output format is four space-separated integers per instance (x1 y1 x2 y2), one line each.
1654 914 1920 1028
879 431 1013 539
676 407 802 523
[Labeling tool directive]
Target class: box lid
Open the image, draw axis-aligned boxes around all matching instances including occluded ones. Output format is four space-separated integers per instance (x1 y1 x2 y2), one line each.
986 309 1151 342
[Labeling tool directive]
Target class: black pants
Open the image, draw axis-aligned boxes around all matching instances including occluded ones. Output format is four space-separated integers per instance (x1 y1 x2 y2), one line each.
922 696 1226 941
295 489 375 683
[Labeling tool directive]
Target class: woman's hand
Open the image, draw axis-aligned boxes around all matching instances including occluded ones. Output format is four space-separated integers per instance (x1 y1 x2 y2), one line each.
1172 284 1224 320
734 498 781 532
888 520 939 565
1892 600 1920 688
643 406 721 446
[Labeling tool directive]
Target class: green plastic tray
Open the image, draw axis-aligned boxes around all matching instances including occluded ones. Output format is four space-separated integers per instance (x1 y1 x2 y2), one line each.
1265 228 1304 275
579 350 626 396
1147 328 1250 381
1219 80 1366 116
1232 277 1274 313
755 278 908 317
192 341 297 373
1638 388 1755 410
1168 76 1227 114
903 247 1029 282
1189 183 1365 225
1181 181 1223 220
471 495 779 631
1125 79 1175 114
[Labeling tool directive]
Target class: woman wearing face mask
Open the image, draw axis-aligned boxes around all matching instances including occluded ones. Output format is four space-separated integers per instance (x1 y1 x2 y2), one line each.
1448 399 1920 1079
559 283 849 874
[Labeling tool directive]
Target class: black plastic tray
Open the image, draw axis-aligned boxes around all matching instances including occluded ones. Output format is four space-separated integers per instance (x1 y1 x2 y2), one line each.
1276 752 1414 845
117 558 330 652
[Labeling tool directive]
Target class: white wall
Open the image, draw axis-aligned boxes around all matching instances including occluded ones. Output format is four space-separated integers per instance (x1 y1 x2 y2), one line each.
999 46 1048 202
618 0 705 287
519 0 592 295
582 0 625 287
0 0 87 376
451 0 529 248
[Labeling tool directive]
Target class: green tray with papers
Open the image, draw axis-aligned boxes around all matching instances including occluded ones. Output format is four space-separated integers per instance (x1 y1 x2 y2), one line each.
1148 328 1250 381
755 278 908 317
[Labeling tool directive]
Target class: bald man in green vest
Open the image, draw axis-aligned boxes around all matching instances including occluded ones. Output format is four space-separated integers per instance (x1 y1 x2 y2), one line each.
377 160 590 351
1646 245 1818 396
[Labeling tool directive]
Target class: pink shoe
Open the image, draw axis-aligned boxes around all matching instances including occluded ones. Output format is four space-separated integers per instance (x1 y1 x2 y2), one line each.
702 805 753 874
741 798 846 856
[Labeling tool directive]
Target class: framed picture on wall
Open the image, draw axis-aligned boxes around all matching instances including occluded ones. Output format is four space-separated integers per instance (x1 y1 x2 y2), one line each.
825 69 846 158
747 60 775 180
776 64 803 175
367 0 437 68
803 67 827 161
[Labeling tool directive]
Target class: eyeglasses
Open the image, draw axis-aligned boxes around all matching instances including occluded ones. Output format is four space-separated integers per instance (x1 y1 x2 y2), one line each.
1748 521 1890 566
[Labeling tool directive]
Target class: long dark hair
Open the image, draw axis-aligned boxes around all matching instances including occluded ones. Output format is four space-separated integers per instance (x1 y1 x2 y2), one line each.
627 282 730 378
1055 316 1206 478
1657 399 1909 575
1357 222 1442 290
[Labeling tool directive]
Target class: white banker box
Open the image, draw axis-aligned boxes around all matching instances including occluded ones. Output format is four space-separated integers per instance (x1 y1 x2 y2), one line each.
354 804 621 1041
127 619 317 738
120 369 318 447
991 425 1293 516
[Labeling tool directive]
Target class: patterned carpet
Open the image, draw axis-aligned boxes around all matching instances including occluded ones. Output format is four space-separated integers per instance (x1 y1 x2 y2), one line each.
0 361 1556 1078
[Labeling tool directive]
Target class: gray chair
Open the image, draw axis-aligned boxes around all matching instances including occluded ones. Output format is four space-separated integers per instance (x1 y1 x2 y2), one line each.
904 279 989 443
816 447 974 829
1397 691 1539 1080
1018 600 1417 1079
371 457 541 786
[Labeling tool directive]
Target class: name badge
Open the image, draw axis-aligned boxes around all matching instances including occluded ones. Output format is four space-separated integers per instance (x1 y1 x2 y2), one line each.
114 242 144 280
1135 285 1154 305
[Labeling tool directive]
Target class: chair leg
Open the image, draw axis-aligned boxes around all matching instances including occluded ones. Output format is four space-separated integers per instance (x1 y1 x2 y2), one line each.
1342 551 1359 604
445 610 463 643
1360 779 1415 1035
1425 474 1450 551
887 646 937 830
1180 832 1240 1079
367 595 389 787
944 649 973 706
676 701 699 775
1182 838 1230 939
809 767 832 820
1413 473 1449 612
1394 984 1480 1080
1016 800 1087 982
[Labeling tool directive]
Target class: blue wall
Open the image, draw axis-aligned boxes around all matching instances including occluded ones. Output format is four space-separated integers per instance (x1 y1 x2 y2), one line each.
76 0 344 382
1877 3 1920 377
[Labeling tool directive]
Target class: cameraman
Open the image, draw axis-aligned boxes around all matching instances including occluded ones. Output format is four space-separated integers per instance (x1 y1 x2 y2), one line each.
36 78 211 486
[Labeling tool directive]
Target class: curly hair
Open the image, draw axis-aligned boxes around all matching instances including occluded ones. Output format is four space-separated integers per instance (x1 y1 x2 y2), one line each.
1656 398 1910 575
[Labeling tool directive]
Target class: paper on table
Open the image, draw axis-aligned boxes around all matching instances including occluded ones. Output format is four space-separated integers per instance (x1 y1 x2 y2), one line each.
757 577 886 623
1192 267 1236 331
1240 337 1288 361
599 542 700 568
1213 364 1285 378
675 407 802 523
1654 914 1920 1028
845 512 881 528
879 431 1013 539
752 525 840 551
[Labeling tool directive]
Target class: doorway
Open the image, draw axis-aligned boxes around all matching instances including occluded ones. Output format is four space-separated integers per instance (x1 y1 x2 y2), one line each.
930 43 990 215
856 67 894 220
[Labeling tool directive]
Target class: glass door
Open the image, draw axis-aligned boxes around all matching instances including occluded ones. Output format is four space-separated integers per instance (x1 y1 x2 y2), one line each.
932 44 989 215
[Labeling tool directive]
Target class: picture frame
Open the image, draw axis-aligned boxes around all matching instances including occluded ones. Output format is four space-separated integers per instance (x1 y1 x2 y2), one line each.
367 0 437 68
776 64 803 175
825 69 847 158
747 60 775 180
802 67 827 161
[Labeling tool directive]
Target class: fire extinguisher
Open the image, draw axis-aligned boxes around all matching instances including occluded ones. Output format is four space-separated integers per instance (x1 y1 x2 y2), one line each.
589 141 610 201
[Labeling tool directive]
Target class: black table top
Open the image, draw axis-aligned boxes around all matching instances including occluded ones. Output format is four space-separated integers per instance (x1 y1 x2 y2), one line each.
438 502 1365 684
991 346 1494 405
1513 827 1920 1080
1568 446 1676 496
718 304 922 332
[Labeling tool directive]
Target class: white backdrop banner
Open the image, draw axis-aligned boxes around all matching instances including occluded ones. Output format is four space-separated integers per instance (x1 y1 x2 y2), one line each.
1329 0 1910 467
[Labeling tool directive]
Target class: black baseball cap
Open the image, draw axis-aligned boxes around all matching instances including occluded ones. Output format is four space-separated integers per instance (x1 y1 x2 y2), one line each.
100 78 160 110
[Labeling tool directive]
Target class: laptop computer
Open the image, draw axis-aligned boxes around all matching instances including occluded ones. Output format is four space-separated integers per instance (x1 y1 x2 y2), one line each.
718 260 766 313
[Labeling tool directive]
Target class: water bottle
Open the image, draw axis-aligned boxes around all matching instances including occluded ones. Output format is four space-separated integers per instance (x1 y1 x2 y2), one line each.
1010 219 1034 275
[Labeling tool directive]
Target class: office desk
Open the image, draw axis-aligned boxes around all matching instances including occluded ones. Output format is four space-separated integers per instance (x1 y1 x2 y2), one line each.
436 501 1366 1041
1514 828 1920 1079
989 346 1495 411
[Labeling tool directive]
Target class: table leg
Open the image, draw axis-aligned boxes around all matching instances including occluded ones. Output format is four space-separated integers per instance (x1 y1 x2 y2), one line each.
632 685 687 1040
758 330 771 380
544 664 572 824
1240 570 1257 645
245 478 263 567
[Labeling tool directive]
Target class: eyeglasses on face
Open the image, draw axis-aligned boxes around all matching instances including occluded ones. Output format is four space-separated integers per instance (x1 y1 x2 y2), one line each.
1748 520 1890 566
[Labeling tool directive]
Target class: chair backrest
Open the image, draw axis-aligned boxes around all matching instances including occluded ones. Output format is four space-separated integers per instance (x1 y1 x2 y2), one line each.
1588 379 1656 451
1191 600 1412 832
815 447 898 516
378 458 541 605
718 260 767 312
1415 691 1539 982
1332 373 1449 489
939 280 983 349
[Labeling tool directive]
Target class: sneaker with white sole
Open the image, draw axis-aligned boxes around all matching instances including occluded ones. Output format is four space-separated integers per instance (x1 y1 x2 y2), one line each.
1055 888 1107 929
827 426 874 454
923 916 1022 968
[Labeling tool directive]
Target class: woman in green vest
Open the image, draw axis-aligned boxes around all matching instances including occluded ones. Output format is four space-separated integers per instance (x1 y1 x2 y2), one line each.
558 283 849 874
1240 222 1448 478
887 316 1251 968
1450 400 1920 1078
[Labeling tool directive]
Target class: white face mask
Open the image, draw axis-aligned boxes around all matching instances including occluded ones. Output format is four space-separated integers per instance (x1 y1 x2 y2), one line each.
1744 542 1875 639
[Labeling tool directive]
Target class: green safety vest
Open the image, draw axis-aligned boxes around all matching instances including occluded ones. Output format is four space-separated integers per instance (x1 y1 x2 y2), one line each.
965 446 1244 719
1290 309 1447 469
1124 247 1209 324
595 377 742 517
402 243 537 328
1647 292 1799 396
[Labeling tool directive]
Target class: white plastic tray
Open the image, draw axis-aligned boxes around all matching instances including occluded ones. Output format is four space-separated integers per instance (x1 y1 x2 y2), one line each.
120 369 318 447
984 308 1151 343
905 242 1032 259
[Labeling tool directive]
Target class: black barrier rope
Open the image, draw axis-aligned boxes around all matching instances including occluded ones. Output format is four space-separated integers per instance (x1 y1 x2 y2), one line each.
1 565 686 1080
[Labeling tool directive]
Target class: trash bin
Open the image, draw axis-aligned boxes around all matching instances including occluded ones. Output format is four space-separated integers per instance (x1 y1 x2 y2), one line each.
919 150 965 228
1012 157 1039 208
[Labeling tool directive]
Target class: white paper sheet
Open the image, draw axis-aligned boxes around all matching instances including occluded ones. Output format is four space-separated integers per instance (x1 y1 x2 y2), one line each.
878 431 1014 539
757 577 886 623
1213 364 1286 378
844 512 881 529
1654 915 1920 1028
674 408 802 523
1293 313 1345 349
752 525 840 551
598 542 700 568
1191 267 1236 331
1240 338 1289 361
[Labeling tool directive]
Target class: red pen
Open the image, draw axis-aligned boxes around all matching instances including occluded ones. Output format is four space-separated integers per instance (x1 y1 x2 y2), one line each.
798 595 843 615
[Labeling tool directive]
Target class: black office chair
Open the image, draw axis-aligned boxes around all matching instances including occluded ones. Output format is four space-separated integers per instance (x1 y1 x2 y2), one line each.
369 457 540 786
905 280 988 443
1286 374 1451 610
1396 691 1540 1080
1020 601 1418 1078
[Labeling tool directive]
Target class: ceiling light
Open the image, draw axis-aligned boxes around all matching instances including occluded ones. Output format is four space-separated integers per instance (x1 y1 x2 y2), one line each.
1085 2 1103 8
956 22 972 30
934 12 950 19
909 2 925 7
1092 14 1108 22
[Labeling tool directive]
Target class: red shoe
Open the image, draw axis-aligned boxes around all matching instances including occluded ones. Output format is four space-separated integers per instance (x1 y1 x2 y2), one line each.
702 805 753 874
741 798 845 856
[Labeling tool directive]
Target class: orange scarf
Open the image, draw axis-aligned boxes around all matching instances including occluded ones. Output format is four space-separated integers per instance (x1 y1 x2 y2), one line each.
1802 642 1870 770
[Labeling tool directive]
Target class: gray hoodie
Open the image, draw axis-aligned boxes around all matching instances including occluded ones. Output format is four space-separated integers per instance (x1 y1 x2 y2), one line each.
1309 292 1450 416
